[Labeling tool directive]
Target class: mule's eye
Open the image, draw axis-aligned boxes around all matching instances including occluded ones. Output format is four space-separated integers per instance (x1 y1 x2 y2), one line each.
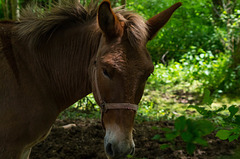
103 69 110 78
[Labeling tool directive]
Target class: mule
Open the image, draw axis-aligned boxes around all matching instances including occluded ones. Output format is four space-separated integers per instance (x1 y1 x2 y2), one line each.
0 0 181 158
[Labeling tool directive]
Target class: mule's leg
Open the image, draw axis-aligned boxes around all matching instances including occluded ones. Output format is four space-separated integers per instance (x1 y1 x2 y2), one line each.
19 127 52 159
21 148 32 159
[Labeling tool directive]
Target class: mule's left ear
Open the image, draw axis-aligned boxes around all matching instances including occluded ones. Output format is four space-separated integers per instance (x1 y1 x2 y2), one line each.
147 2 182 40
98 0 123 38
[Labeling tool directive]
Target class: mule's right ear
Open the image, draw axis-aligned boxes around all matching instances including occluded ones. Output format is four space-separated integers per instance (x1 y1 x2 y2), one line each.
147 2 182 40
98 0 123 39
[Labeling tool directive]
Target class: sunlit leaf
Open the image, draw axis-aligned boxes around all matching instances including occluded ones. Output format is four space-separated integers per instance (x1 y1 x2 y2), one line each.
216 130 231 140
228 134 239 142
202 88 213 105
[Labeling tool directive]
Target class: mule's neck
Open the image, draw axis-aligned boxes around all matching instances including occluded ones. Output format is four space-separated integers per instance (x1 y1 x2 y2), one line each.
21 22 101 111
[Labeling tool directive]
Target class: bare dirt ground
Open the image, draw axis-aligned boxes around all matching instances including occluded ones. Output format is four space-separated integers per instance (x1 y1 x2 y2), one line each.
30 118 239 159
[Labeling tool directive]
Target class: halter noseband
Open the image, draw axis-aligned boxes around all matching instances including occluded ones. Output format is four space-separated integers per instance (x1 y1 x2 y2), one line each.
93 67 138 129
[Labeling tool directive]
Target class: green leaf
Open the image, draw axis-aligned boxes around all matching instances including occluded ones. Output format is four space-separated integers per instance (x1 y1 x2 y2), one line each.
152 126 159 130
196 120 214 136
181 131 193 142
152 134 161 140
228 134 239 142
188 105 209 116
228 105 239 118
194 137 208 146
186 143 196 154
230 127 240 134
215 105 227 113
216 130 231 140
161 127 172 133
235 115 240 125
175 116 186 131
165 132 178 141
202 88 213 105
160 144 170 150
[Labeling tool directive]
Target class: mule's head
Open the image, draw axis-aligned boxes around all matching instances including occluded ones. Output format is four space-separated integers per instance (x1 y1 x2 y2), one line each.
90 1 181 158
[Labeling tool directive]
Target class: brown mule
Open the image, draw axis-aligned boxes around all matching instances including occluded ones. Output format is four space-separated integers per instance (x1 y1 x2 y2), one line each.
0 1 181 158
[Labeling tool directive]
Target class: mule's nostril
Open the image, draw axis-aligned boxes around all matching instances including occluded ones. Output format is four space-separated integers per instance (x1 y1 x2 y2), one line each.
106 143 114 157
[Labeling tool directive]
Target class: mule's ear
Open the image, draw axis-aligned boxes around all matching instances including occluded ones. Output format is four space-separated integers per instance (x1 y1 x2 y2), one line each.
98 0 123 38
147 2 182 40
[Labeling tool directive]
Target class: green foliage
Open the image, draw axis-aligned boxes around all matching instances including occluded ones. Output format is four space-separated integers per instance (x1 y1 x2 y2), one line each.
138 45 237 121
128 0 225 62
59 94 100 119
189 95 240 143
217 105 240 142
216 128 240 142
180 47 230 94
216 130 232 140
214 6 240 53
151 90 240 155
153 116 214 154
202 88 213 105
146 46 231 95
219 65 240 94
127 0 240 95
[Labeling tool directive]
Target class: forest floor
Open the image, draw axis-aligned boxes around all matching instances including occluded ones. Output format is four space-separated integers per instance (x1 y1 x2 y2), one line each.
30 118 240 159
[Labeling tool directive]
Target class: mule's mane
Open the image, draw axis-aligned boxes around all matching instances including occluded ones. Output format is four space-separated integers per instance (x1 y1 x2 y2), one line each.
16 1 148 49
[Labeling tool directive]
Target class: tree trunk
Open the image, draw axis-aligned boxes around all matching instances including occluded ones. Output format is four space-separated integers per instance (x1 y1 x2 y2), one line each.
231 40 240 69
1 0 9 19
10 0 17 20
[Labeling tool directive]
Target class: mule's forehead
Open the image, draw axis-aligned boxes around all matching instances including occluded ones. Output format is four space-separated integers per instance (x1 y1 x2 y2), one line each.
101 46 153 75
101 52 127 72
115 11 149 48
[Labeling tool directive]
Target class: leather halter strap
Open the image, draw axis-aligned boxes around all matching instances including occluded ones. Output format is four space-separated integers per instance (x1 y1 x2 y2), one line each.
93 67 138 129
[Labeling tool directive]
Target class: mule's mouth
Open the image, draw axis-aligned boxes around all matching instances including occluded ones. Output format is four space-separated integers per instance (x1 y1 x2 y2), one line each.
104 133 135 159
105 143 135 159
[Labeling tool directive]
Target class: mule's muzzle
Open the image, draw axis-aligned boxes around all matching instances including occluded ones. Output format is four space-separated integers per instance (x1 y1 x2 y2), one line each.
104 137 135 159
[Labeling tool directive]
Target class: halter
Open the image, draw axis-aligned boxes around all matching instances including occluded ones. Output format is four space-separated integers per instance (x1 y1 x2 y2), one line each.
93 67 138 129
